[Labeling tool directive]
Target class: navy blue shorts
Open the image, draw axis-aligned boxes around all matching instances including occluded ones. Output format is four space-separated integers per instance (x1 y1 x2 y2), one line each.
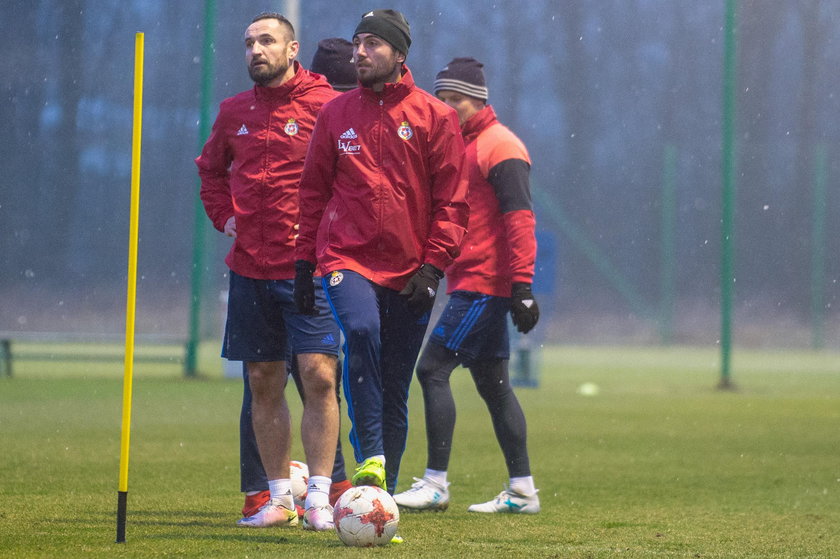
428 291 510 367
223 270 340 362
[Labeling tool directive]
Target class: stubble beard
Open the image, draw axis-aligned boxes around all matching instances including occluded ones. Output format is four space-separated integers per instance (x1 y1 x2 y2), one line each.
357 58 401 89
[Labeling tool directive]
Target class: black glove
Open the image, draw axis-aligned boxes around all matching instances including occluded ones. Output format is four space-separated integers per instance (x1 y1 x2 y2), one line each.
399 264 444 316
511 282 539 334
294 260 317 315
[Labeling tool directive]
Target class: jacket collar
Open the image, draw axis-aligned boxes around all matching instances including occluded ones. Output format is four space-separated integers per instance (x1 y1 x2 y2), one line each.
253 61 304 101
461 105 497 144
359 65 414 104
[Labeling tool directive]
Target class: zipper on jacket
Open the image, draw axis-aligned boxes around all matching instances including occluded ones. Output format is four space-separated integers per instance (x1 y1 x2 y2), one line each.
258 100 271 273
376 97 385 242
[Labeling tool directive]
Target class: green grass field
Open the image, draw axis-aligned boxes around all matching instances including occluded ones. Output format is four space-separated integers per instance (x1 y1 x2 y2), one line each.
1 344 838 558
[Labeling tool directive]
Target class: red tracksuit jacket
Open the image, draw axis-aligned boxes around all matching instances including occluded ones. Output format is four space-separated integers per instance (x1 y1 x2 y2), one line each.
295 66 469 291
445 105 537 296
196 62 337 280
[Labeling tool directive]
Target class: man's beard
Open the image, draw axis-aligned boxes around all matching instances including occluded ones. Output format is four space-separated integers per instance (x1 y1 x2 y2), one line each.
357 59 401 88
249 59 289 86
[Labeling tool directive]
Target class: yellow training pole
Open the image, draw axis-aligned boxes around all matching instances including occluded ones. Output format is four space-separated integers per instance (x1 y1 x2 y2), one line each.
117 31 144 544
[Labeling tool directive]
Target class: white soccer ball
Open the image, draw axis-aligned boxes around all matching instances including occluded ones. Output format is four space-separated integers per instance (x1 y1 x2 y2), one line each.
289 460 309 507
333 485 400 547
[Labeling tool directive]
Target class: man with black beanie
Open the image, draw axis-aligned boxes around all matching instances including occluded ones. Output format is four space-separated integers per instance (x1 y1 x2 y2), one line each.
393 56 541 515
294 9 469 513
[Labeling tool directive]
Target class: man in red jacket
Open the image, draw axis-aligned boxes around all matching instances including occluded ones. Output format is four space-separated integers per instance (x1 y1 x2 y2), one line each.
196 13 340 531
234 36 358 524
393 57 541 514
294 10 469 498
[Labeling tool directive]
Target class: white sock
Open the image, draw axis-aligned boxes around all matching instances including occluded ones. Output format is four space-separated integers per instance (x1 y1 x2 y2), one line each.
305 475 332 508
509 475 536 496
424 468 448 486
367 454 386 463
268 478 293 508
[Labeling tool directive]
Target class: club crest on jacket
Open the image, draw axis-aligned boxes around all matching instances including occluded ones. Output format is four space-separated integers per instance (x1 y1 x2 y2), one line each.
397 121 413 141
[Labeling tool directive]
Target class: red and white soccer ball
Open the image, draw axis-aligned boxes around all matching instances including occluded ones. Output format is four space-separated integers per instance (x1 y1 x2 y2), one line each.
289 460 309 508
333 485 400 547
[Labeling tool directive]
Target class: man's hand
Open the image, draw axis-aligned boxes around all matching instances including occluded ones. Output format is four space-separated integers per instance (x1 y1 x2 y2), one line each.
224 216 237 238
399 264 444 316
294 260 317 315
511 282 539 334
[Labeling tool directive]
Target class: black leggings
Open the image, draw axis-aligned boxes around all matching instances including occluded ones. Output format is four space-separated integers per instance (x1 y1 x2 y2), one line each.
415 342 531 478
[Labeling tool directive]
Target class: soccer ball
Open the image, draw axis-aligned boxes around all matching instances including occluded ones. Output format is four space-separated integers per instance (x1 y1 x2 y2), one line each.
333 485 400 547
289 460 309 507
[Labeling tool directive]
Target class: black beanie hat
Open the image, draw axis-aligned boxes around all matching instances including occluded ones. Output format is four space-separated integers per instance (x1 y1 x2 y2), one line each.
353 9 411 55
434 57 488 101
311 38 356 91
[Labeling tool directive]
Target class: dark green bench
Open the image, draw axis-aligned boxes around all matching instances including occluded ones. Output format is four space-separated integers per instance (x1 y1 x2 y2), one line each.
0 331 187 377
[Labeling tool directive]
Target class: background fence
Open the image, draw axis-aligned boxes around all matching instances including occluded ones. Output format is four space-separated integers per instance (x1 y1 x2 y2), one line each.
2 0 838 375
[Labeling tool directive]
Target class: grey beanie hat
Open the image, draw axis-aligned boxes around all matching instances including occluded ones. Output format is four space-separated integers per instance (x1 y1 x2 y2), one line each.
434 57 488 101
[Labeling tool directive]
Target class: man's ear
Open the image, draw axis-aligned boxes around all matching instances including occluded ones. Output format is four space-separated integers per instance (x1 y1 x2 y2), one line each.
287 40 300 60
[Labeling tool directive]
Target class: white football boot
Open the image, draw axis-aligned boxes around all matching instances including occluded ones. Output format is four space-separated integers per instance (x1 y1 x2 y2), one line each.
237 497 299 527
467 487 540 514
393 477 450 511
302 504 335 531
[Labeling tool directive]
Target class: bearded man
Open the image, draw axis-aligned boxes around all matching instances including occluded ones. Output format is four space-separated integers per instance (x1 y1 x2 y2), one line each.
196 13 341 531
293 9 469 502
